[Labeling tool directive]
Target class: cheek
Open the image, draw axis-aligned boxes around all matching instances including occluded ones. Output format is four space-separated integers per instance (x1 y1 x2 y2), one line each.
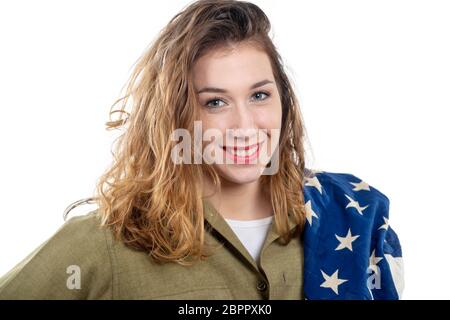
255 104 282 130
198 116 228 151
199 117 227 143
198 108 227 130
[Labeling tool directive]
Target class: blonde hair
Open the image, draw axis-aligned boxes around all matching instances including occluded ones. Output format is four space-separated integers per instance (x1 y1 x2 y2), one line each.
76 0 311 266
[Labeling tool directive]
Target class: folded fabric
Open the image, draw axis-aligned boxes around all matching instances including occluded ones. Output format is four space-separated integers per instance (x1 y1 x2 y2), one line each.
302 169 404 299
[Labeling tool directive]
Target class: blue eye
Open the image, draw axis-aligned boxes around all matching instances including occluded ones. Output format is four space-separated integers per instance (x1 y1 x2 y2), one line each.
251 91 270 101
205 99 226 108
204 91 271 109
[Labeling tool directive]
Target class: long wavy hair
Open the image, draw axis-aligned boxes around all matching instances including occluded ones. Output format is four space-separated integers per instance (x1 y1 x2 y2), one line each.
68 0 313 266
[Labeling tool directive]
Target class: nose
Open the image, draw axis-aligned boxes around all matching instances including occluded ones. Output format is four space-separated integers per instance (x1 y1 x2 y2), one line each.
227 102 259 145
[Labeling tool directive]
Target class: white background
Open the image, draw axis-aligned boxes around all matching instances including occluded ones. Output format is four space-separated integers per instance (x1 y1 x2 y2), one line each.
0 0 449 299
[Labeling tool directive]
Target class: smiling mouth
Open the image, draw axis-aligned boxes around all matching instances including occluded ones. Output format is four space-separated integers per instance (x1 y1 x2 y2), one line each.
221 142 262 158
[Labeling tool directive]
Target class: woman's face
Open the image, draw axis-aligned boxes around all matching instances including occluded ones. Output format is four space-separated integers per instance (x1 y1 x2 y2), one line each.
192 42 282 185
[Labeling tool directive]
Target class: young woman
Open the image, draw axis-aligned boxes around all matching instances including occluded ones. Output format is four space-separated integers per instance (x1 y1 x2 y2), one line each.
0 0 403 300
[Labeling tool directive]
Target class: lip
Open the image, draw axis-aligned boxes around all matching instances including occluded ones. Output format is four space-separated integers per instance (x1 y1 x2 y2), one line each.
221 142 262 164
221 143 261 151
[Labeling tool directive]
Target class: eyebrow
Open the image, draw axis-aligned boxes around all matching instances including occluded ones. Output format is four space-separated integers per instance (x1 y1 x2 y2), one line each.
196 79 274 94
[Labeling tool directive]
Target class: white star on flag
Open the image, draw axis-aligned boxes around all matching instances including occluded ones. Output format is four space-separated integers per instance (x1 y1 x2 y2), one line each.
320 269 348 295
305 176 323 194
301 170 404 299
344 194 369 215
378 216 389 230
305 200 318 226
350 180 371 191
335 228 360 251
368 250 383 275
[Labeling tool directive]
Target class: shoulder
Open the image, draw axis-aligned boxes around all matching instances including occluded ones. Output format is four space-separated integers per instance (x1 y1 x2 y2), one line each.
0 210 114 299
304 168 389 202
34 210 110 265
303 168 390 229
302 168 403 299
54 210 107 244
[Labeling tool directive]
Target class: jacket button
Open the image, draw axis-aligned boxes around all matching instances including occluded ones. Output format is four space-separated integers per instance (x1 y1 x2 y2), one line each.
257 280 267 292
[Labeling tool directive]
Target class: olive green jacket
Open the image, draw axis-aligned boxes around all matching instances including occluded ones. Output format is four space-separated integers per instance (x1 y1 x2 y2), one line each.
0 200 303 300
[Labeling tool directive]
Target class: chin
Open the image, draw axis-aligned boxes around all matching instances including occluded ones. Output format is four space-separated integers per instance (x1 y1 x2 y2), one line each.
214 164 266 185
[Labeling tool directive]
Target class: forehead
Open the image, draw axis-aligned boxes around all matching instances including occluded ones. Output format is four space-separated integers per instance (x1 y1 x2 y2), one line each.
192 43 274 88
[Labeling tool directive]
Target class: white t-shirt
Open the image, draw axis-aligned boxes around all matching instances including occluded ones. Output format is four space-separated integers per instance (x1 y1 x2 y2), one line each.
224 215 274 263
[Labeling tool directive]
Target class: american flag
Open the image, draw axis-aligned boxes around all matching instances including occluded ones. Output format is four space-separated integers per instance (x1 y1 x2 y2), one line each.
302 169 404 299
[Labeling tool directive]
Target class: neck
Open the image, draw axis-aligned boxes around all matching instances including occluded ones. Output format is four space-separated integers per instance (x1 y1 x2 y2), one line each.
202 176 273 221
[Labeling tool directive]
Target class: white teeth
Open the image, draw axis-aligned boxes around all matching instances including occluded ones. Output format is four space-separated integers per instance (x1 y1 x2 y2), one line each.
227 146 258 157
